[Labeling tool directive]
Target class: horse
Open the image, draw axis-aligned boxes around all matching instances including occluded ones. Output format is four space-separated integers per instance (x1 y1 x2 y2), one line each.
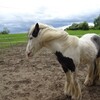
25 23 100 100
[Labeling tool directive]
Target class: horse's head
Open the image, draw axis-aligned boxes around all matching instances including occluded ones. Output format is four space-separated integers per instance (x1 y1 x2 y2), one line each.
26 23 68 57
26 23 42 57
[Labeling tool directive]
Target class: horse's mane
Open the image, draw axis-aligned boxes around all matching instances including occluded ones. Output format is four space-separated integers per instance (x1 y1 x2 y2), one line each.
38 23 69 42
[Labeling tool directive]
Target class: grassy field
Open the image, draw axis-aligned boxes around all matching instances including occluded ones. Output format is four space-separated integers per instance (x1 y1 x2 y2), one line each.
0 33 27 42
67 29 100 36
0 33 27 48
0 30 100 48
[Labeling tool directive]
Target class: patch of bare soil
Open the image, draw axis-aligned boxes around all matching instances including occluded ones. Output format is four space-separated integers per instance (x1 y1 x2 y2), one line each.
0 44 100 100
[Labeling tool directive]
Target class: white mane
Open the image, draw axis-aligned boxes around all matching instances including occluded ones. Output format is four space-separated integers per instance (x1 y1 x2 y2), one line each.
37 23 69 42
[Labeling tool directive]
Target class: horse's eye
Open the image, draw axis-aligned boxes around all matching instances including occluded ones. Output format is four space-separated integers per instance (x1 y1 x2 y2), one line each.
29 37 33 40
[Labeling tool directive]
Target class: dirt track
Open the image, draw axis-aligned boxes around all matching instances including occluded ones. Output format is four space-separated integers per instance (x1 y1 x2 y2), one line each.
0 44 100 100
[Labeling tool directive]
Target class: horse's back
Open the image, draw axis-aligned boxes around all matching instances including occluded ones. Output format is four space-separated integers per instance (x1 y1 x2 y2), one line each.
79 33 99 63
91 34 100 58
80 33 100 44
80 33 97 40
80 33 100 51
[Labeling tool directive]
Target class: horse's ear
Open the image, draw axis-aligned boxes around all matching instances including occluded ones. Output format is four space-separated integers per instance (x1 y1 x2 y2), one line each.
32 23 40 37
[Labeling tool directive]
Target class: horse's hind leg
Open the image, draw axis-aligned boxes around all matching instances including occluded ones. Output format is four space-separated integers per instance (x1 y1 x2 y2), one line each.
84 61 95 86
64 70 82 100
94 58 100 85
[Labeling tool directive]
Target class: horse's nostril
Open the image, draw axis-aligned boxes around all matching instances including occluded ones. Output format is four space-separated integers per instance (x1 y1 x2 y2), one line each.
28 52 31 57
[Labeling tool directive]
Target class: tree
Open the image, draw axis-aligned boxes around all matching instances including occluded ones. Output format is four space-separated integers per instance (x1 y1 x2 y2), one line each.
94 15 100 29
68 23 79 30
79 21 89 30
0 27 10 34
67 21 89 30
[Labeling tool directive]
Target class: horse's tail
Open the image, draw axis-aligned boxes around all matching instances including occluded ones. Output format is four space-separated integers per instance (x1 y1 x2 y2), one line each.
94 57 100 85
91 34 100 85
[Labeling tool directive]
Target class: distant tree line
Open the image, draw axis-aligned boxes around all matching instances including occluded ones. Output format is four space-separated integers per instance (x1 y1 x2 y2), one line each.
66 15 100 30
67 21 89 30
0 27 10 34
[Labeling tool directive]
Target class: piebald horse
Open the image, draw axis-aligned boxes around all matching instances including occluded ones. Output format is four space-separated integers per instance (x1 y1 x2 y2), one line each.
26 23 100 100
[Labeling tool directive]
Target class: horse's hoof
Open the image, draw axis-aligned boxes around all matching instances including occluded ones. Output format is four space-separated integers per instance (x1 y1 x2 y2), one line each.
84 80 93 86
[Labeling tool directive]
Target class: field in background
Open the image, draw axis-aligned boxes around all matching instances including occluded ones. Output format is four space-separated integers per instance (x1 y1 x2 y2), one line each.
67 29 100 36
0 30 100 49
0 33 27 48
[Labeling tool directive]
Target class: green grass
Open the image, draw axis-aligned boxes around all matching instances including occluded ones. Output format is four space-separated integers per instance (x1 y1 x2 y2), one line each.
0 33 27 48
67 29 100 36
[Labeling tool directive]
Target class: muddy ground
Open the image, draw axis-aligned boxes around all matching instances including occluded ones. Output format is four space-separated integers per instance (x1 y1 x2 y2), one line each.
0 44 100 100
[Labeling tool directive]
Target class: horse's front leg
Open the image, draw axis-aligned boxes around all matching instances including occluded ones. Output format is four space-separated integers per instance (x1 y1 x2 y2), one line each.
64 70 82 100
55 52 81 99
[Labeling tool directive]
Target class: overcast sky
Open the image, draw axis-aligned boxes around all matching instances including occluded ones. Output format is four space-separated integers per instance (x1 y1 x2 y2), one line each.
0 0 100 33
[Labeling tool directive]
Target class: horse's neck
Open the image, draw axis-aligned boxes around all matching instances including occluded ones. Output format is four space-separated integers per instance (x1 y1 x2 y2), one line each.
43 34 68 53
44 34 79 53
